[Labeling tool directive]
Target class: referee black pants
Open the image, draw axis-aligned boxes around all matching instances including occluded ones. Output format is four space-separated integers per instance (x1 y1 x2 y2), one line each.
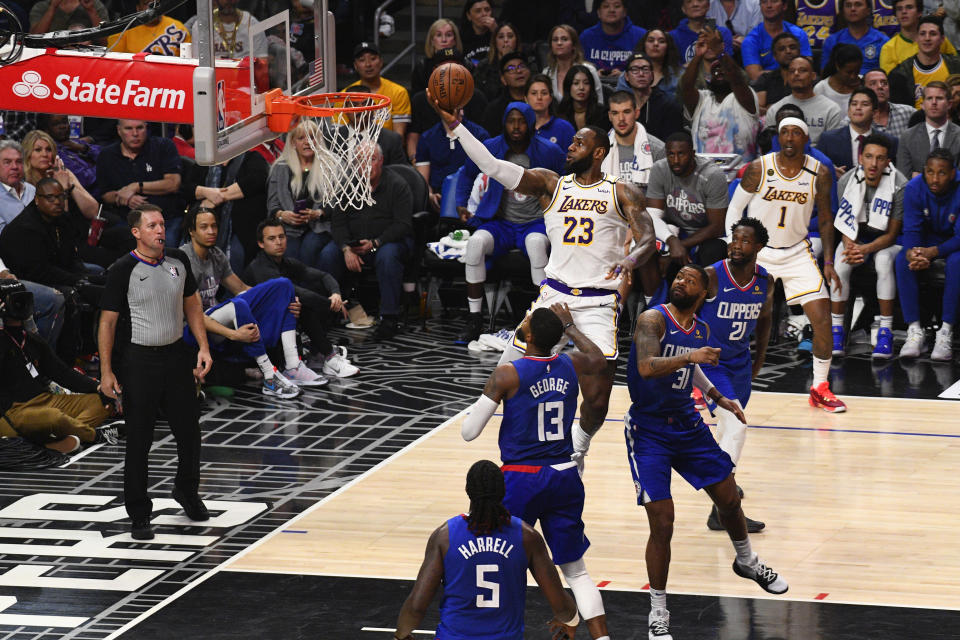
120 340 201 522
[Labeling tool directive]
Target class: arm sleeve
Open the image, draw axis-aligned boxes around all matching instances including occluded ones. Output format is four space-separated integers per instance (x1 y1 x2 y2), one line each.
692 364 716 395
461 394 499 441
450 123 525 190
647 208 676 240
724 183 755 241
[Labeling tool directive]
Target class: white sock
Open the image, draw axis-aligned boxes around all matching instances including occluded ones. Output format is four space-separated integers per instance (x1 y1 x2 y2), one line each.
649 587 666 610
467 297 482 313
909 321 922 332
256 354 274 379
941 322 953 335
732 538 756 567
879 315 893 329
831 313 844 328
812 355 830 387
281 330 300 370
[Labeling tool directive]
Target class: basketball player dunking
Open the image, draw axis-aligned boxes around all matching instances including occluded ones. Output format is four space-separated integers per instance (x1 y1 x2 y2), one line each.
429 89 658 465
726 117 847 412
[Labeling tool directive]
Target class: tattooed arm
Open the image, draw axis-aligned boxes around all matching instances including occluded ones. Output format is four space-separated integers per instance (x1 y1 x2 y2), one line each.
633 310 721 378
606 181 656 280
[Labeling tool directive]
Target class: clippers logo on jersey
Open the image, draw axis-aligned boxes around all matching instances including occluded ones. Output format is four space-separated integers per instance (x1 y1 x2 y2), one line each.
557 195 609 214
700 260 769 360
716 301 763 320
761 186 809 204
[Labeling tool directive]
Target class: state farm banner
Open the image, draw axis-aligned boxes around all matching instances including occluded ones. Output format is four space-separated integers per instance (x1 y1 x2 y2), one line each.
0 48 247 124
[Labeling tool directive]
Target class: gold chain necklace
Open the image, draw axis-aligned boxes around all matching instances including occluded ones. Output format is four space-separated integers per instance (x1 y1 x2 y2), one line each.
214 8 244 57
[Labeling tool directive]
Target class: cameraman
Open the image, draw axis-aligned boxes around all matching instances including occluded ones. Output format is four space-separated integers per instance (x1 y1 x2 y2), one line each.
0 281 115 454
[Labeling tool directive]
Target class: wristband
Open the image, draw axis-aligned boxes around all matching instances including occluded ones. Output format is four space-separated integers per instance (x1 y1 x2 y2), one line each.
138 181 144 194
563 612 580 627
823 259 833 265
563 321 575 330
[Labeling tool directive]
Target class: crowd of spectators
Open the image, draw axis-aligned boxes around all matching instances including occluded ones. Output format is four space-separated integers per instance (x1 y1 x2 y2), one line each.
3 0 960 408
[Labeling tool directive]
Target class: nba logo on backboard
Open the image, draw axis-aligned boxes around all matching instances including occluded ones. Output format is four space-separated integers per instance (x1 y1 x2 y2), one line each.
216 79 225 130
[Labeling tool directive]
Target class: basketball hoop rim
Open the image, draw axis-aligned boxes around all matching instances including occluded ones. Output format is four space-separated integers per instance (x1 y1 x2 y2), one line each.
264 89 392 132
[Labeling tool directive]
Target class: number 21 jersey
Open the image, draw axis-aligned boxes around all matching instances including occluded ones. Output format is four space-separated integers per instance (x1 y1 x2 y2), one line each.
699 259 768 362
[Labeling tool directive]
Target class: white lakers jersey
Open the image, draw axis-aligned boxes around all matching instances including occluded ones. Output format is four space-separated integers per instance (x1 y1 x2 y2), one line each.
543 173 630 289
751 152 821 248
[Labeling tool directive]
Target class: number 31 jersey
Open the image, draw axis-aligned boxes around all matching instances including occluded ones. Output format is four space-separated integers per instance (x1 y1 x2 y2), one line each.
699 259 769 362
751 152 821 248
543 173 630 290
499 354 578 465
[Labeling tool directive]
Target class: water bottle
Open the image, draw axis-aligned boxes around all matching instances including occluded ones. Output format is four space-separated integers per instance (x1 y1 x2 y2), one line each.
69 115 82 139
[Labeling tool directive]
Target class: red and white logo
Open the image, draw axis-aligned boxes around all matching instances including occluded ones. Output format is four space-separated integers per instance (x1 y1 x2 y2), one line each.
12 70 50 99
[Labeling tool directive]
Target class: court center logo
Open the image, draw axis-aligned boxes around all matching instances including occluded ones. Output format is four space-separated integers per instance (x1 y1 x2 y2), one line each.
12 71 50 99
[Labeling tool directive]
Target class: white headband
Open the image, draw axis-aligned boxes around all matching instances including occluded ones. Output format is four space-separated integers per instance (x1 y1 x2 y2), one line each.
778 117 808 136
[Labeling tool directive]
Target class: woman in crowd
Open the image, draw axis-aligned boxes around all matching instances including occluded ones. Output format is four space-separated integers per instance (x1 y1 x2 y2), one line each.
266 121 332 270
556 64 608 130
37 114 100 197
543 24 602 103
460 0 497 65
525 74 575 150
474 22 538 101
21 129 120 268
410 18 465 95
636 28 683 99
815 43 863 113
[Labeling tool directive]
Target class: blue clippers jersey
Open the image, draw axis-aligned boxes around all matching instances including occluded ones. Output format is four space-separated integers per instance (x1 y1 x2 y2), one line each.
627 305 710 423
499 354 578 465
438 515 528 640
699 260 768 362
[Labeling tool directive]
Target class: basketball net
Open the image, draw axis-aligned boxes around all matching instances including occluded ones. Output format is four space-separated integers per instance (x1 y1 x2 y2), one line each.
265 91 392 210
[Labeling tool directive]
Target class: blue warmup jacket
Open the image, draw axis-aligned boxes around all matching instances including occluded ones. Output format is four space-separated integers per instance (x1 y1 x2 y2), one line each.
901 172 960 256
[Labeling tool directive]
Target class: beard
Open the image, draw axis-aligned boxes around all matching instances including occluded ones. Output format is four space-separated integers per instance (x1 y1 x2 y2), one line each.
708 77 731 98
563 154 592 175
669 288 700 311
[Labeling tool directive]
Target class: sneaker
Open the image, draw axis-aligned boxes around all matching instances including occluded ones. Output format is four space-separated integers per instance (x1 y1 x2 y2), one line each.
872 326 894 360
262 373 301 398
467 339 499 353
899 325 926 358
931 327 953 362
94 424 122 445
478 328 514 352
282 362 328 387
808 381 846 413
692 386 706 411
320 346 359 377
648 607 672 639
455 313 484 344
831 325 845 357
706 505 765 533
733 557 788 594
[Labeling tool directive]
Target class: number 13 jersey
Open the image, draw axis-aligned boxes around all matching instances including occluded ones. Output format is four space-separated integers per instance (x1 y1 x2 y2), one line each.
751 152 821 248
543 174 630 290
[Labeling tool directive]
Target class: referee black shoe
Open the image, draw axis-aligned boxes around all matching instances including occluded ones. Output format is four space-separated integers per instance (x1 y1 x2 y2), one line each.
130 519 154 540
172 489 210 521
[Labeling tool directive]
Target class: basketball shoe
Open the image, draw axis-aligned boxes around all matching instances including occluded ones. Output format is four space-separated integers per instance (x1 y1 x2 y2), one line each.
733 556 788 594
808 381 846 412
931 326 953 362
831 326 845 357
899 325 926 358
872 327 894 359
706 505 765 533
648 607 672 639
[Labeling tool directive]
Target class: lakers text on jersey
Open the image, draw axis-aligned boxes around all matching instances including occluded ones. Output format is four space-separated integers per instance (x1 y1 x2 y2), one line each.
752 152 820 249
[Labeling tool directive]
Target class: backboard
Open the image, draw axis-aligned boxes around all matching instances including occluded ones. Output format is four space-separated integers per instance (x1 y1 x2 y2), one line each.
192 0 335 165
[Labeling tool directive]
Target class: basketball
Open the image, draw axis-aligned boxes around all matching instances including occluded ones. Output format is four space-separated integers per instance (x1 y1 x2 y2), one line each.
429 62 474 112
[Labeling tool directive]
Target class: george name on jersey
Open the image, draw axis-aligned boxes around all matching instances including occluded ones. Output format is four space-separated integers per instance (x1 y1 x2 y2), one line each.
761 186 808 204
557 195 608 214
716 301 763 320
529 377 571 398
457 536 515 560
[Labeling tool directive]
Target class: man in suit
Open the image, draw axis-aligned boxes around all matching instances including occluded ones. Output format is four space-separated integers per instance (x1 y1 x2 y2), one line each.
896 81 960 176
817 87 899 177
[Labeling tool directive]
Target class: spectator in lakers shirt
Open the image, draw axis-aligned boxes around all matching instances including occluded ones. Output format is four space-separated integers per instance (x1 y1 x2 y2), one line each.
107 0 191 56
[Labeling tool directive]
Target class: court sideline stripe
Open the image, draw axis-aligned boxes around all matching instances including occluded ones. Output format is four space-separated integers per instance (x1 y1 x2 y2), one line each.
102 407 473 640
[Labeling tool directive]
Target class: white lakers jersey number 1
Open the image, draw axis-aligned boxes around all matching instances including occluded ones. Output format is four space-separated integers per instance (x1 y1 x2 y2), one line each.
543 174 630 289
751 152 821 248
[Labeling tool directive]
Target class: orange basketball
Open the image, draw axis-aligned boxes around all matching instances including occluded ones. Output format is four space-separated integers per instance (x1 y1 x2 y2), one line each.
429 62 474 112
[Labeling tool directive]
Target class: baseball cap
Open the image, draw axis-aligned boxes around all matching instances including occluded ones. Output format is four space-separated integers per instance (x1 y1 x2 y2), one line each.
353 42 380 59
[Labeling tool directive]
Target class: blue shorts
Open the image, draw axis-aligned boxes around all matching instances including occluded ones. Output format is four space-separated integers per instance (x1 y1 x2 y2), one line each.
477 218 547 259
502 462 589 565
701 355 752 408
624 413 734 504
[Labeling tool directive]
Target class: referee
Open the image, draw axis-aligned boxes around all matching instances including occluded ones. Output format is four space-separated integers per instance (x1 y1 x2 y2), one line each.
98 205 212 540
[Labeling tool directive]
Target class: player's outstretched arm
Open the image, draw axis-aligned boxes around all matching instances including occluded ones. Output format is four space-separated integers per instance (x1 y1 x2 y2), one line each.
725 159 762 241
549 303 606 376
634 310 720 378
752 273 776 379
461 364 519 441
814 164 842 293
395 525 446 639
523 523 579 640
607 181 656 279
427 89 556 199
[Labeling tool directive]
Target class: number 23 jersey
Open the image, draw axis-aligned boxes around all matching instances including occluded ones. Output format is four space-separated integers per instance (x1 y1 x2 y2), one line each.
543 173 630 290
751 152 821 248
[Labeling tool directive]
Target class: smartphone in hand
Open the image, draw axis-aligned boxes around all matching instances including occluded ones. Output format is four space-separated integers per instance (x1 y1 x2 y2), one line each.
705 17 717 31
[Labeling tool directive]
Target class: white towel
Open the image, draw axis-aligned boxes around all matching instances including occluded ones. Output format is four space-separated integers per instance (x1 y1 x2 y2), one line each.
835 163 897 240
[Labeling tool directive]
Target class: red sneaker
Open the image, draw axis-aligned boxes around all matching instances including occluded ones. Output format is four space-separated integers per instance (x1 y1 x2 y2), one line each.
809 382 847 413
692 386 707 411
